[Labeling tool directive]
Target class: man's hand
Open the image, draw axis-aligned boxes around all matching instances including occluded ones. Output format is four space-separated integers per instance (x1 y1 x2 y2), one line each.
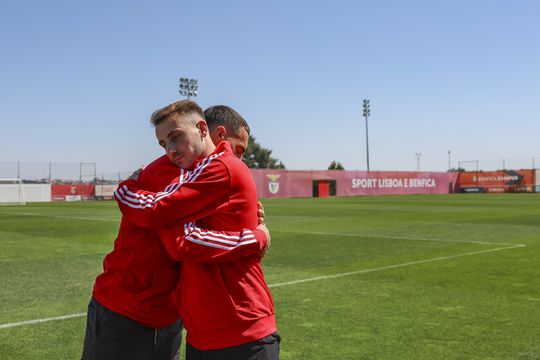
257 222 271 257
127 166 145 182
257 202 265 225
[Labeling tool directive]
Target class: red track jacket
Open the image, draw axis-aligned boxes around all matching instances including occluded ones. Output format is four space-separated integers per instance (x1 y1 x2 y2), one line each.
92 143 267 330
114 141 277 350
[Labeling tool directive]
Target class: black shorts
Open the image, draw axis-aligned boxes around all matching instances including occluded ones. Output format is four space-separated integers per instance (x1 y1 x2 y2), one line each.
186 333 281 360
80 297 182 360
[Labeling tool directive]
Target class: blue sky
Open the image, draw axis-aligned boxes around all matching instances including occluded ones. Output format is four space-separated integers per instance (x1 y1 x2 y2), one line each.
1 0 539 177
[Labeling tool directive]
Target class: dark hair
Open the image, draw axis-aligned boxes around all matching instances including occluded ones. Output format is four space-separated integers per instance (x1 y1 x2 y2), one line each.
204 105 250 135
150 100 205 126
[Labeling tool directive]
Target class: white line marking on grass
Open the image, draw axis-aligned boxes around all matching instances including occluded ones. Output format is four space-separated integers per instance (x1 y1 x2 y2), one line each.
278 230 516 246
0 212 117 222
268 244 525 288
0 313 86 330
0 243 526 330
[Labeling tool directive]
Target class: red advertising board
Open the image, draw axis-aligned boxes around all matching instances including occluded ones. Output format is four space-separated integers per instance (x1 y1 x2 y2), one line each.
250 170 457 198
457 170 535 193
51 184 95 201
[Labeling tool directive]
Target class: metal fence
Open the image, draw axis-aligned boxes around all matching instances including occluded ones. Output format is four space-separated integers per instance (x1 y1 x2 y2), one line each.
457 157 539 172
2 156 539 184
0 161 131 184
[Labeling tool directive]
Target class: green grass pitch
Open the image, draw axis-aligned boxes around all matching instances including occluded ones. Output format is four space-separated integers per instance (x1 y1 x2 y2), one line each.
1 194 539 359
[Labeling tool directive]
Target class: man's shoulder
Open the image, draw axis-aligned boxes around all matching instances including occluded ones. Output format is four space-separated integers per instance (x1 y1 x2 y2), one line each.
188 146 249 185
139 155 179 189
212 142 243 166
211 146 248 172
214 155 252 185
145 155 175 172
197 142 236 172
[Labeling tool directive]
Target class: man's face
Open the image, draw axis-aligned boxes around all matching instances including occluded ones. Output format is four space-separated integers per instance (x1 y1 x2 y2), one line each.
226 127 249 159
155 114 206 168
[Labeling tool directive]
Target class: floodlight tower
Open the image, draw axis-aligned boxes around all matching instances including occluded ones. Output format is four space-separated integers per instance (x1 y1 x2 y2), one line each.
415 153 422 171
179 78 198 100
363 99 371 172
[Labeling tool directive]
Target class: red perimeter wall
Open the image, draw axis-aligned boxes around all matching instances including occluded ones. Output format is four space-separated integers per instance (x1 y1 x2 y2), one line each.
51 184 95 201
46 169 536 201
250 170 458 198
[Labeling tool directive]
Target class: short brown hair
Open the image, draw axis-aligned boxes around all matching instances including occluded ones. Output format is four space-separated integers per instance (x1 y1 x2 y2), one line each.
204 105 250 135
150 100 205 126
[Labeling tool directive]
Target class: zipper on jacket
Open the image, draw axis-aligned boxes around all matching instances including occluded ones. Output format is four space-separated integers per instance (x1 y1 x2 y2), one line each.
154 329 158 347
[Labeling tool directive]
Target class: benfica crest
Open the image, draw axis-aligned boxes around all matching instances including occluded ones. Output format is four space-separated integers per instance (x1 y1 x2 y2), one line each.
266 174 281 194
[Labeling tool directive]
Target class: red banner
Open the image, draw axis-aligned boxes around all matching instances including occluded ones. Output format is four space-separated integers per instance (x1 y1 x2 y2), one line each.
250 170 457 198
51 184 95 201
457 170 535 193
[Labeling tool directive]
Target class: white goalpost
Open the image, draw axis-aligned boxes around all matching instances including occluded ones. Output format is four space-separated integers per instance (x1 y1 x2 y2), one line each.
0 179 26 205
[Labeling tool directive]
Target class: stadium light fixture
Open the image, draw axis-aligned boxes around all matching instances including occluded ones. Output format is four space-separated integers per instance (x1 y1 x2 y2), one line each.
179 77 198 100
363 99 371 172
415 153 422 171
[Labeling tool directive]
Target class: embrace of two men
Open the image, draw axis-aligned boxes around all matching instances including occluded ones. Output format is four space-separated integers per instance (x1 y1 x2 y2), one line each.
81 101 280 360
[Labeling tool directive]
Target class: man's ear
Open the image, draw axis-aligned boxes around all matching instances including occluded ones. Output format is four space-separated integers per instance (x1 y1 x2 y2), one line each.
216 125 227 140
196 120 209 137
209 125 228 146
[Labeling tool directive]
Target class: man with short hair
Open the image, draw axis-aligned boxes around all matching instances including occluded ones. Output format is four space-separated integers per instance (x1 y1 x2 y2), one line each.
204 105 250 159
115 100 279 359
81 102 271 360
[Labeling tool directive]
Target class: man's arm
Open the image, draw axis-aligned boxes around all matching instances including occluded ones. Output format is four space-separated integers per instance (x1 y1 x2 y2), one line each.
158 222 270 263
114 158 230 229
